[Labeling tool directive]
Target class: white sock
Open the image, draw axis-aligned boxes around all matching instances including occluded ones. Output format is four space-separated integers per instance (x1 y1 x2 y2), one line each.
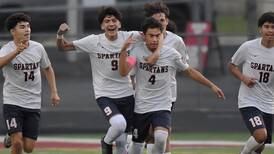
126 134 132 151
164 152 171 154
128 142 144 154
241 136 263 154
146 143 154 154
115 133 127 154
104 114 127 144
152 130 168 154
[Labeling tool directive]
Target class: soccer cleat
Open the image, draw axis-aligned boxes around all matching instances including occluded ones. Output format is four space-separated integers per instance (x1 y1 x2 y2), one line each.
3 134 11 148
101 137 113 154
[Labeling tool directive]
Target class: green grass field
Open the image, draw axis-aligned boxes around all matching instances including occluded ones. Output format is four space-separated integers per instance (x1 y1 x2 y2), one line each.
1 132 273 154
1 147 274 154
216 15 247 34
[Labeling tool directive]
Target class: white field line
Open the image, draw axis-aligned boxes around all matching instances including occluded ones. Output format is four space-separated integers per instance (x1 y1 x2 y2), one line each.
0 136 273 148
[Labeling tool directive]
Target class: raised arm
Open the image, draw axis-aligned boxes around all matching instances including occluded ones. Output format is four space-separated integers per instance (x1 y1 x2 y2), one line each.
42 65 60 106
119 35 136 76
183 67 225 99
228 62 256 88
0 41 27 68
56 23 76 51
143 32 163 65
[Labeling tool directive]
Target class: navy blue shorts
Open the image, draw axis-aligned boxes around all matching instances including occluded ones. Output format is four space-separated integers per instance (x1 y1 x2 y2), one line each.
97 95 135 132
132 110 171 143
3 104 40 140
240 107 273 144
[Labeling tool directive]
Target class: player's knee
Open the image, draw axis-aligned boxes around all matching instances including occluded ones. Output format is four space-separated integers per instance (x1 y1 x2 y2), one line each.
24 147 34 153
254 134 267 143
110 114 127 132
23 142 35 153
253 129 267 143
116 135 127 147
154 130 168 146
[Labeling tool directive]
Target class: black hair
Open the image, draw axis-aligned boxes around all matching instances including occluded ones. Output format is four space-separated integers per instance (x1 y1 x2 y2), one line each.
5 12 31 31
142 17 163 34
144 1 170 18
98 7 122 24
258 12 274 27
166 19 177 33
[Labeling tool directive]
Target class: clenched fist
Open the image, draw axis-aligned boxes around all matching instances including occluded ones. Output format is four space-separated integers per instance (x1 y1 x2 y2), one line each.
57 23 70 35
16 40 28 54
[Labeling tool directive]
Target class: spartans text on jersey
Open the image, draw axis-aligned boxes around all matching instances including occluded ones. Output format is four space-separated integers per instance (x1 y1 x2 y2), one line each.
251 62 274 72
97 53 120 59
13 62 40 70
139 62 168 73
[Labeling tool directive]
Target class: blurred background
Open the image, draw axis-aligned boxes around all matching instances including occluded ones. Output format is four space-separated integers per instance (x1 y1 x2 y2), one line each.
0 0 273 134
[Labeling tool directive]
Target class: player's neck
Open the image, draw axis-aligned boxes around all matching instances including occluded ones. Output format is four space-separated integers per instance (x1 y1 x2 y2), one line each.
105 33 118 41
163 30 167 38
13 39 29 47
261 38 274 48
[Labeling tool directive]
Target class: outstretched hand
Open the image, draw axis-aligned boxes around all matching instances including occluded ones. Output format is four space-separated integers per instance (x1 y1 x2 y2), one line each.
211 85 225 100
57 23 70 35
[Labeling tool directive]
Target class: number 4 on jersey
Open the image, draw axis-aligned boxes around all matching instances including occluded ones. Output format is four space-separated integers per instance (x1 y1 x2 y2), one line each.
148 75 156 85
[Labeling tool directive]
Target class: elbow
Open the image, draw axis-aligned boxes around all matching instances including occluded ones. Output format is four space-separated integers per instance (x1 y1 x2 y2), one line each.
227 63 234 73
0 62 6 69
120 72 128 77
119 69 128 77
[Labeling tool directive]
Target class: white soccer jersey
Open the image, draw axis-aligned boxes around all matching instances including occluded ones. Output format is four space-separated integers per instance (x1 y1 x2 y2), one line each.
231 38 274 114
165 31 189 102
73 31 140 99
130 43 189 113
132 31 189 102
0 40 51 109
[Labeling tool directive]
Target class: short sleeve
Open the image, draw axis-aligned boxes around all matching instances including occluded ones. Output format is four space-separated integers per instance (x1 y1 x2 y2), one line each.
0 46 8 57
40 45 51 68
173 49 189 71
73 34 98 53
231 43 248 66
175 38 189 62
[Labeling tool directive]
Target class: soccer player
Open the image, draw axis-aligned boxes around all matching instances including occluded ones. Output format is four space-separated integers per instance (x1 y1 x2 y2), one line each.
142 2 189 153
0 13 60 154
120 17 225 154
56 7 139 154
228 12 274 154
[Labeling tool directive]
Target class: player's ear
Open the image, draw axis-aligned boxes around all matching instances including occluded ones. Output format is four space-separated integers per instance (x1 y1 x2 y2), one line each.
141 32 145 39
10 28 15 35
101 24 105 30
118 22 121 29
258 27 262 34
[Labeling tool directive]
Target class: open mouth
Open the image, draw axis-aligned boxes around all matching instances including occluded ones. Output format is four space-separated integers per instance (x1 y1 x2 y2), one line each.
107 28 116 32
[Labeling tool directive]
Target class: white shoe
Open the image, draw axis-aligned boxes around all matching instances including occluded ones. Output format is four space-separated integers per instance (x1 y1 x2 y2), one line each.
3 134 11 148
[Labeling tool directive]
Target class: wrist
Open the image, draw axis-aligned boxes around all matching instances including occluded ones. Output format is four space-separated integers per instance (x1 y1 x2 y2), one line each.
57 34 63 39
15 49 21 55
51 90 58 95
